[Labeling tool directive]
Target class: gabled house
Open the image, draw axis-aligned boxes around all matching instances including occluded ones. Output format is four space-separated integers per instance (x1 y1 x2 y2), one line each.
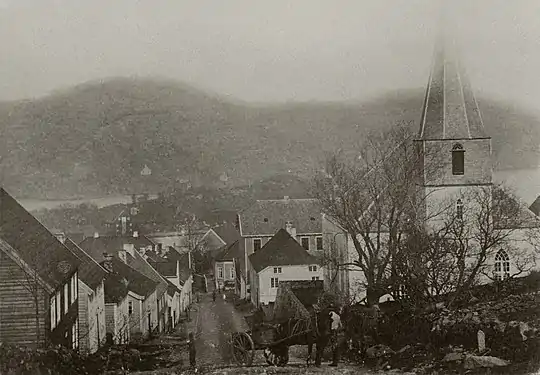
101 256 159 342
100 257 130 345
248 229 322 307
62 238 107 354
0 188 81 348
213 241 238 291
156 247 193 314
237 197 323 298
78 235 169 335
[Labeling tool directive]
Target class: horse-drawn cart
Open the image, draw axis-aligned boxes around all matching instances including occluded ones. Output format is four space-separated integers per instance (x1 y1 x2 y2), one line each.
230 280 325 366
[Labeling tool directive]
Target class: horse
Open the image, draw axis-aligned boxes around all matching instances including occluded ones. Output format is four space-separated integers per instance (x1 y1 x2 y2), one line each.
265 306 343 367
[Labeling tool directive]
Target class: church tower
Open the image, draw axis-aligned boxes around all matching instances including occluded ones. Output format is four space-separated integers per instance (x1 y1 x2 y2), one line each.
415 37 493 224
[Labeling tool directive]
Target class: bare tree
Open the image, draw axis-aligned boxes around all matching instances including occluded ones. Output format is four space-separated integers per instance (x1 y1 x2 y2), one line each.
315 123 444 306
393 184 540 307
174 214 210 273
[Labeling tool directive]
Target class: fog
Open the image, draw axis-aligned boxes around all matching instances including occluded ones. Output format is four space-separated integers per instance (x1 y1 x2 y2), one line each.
0 0 539 110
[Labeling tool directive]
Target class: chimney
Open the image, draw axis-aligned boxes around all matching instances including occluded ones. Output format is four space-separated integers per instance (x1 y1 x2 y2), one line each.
122 243 135 257
285 221 297 239
102 253 113 272
133 231 139 238
55 233 66 244
118 249 127 263
94 232 99 238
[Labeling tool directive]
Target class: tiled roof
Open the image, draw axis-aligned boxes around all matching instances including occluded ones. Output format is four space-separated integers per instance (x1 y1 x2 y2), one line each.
239 198 321 236
126 251 168 297
215 240 239 262
64 238 108 290
103 257 158 300
0 188 81 290
418 38 488 141
249 229 320 273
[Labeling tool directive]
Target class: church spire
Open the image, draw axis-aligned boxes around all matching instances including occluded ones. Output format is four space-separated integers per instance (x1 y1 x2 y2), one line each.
418 28 488 141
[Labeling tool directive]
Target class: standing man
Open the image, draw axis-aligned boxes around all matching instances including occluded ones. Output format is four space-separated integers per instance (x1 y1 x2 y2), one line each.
212 289 216 302
188 332 196 369
328 305 343 367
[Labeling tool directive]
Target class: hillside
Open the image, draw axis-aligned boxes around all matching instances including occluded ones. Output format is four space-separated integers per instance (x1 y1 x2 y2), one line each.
0 77 538 199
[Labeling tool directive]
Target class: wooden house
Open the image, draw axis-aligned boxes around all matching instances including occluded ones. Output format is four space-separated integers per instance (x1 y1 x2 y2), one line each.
0 188 81 348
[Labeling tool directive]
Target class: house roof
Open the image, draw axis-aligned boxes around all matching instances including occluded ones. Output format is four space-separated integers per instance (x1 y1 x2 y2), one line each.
161 247 192 282
418 38 488 141
212 223 240 245
150 260 177 277
166 279 181 296
493 188 540 229
0 188 81 290
64 238 108 290
248 229 320 273
239 198 321 236
529 195 540 217
79 235 168 297
103 271 129 304
106 257 158 298
215 240 239 262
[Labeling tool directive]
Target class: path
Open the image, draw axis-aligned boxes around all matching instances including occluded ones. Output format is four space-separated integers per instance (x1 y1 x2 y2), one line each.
190 283 249 368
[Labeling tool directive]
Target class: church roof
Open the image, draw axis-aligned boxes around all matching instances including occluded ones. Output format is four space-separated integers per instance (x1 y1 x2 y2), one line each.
418 39 488 141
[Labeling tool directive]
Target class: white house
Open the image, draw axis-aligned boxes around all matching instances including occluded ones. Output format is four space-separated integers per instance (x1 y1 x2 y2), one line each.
237 197 323 299
63 239 108 354
248 229 323 306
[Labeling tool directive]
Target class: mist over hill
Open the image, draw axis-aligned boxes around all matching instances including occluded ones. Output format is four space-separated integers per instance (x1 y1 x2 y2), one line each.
0 77 538 199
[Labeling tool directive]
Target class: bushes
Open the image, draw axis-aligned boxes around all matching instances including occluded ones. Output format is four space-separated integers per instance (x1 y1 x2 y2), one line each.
0 344 143 375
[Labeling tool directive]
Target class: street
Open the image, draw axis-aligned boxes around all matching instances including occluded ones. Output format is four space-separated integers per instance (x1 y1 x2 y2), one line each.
191 285 249 367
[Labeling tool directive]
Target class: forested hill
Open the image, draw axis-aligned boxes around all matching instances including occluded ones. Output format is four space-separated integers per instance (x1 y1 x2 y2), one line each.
0 77 538 199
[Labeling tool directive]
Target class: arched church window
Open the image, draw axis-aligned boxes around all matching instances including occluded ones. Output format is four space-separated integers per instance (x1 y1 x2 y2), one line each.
494 250 510 281
456 199 464 220
452 143 465 175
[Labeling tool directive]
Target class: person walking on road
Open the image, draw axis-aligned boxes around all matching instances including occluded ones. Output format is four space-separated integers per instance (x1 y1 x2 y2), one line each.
212 289 216 302
188 332 196 368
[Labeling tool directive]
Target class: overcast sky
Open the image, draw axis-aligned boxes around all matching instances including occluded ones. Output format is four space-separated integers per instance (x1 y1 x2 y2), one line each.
0 0 539 110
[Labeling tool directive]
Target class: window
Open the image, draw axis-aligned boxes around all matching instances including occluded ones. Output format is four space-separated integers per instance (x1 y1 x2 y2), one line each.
456 199 464 220
56 290 61 324
494 250 510 281
70 273 77 303
452 143 465 175
253 238 262 252
230 268 235 279
309 265 318 272
301 237 310 250
218 267 224 278
273 267 282 274
312 276 320 281
50 296 56 330
396 284 407 299
64 283 69 314
271 277 279 288
316 237 323 251
71 320 79 349
128 301 133 315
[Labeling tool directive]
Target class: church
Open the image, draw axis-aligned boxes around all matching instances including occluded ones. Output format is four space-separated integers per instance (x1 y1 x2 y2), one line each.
322 38 540 303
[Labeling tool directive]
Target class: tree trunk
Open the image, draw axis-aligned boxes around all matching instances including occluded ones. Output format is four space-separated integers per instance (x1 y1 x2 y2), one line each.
366 286 380 307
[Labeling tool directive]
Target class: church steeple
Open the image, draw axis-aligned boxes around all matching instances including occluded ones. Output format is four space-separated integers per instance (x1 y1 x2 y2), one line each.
418 35 489 141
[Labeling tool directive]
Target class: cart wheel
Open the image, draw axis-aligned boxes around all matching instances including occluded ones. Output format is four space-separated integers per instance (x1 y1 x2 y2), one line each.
231 332 255 366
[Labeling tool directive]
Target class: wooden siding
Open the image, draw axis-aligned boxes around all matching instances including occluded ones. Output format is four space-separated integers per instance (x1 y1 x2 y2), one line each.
78 282 91 352
0 252 48 347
